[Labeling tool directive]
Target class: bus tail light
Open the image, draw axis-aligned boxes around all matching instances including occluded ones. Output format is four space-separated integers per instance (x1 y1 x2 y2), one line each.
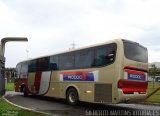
118 79 148 93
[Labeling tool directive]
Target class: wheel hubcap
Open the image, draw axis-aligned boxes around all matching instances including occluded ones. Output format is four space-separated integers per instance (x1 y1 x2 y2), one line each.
69 92 76 103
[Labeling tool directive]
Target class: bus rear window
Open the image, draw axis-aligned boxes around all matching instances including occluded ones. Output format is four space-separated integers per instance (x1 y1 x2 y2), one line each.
123 40 148 63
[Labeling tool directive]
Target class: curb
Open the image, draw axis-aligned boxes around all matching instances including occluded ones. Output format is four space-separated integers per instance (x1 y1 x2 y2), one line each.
142 102 160 106
2 96 54 116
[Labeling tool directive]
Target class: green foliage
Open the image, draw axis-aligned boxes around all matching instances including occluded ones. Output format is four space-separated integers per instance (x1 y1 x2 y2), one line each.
149 64 158 78
5 83 14 91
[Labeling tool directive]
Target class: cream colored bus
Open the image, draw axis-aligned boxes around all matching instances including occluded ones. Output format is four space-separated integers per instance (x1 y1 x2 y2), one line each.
14 39 148 105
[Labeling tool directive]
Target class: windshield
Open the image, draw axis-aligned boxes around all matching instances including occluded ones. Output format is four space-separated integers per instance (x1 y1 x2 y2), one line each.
123 40 148 63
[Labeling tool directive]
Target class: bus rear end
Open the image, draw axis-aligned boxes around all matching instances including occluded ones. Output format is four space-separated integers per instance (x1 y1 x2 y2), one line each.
118 40 148 103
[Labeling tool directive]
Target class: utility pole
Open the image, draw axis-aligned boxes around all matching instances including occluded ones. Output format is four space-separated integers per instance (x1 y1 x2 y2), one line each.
71 40 75 49
69 40 76 50
0 37 28 96
26 50 29 59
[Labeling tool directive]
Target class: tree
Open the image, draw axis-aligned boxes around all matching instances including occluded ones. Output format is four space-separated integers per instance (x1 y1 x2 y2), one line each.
149 64 158 89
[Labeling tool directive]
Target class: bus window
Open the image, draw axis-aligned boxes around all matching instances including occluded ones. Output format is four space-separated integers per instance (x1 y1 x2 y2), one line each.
75 48 94 68
28 60 37 72
123 40 148 63
59 52 74 70
49 55 59 70
15 64 21 81
16 64 21 75
37 57 49 71
94 43 117 67
21 62 28 74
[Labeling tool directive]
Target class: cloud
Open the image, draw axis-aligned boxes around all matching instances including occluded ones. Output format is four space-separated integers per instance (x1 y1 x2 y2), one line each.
1 0 160 67
1 0 91 28
148 45 160 62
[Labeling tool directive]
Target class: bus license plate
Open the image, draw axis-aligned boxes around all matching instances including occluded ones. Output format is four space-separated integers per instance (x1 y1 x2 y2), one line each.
134 92 139 94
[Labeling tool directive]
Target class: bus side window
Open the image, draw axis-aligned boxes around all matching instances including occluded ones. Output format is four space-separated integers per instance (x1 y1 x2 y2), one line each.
15 64 21 81
49 55 59 70
28 60 37 72
75 48 94 68
37 57 49 71
49 63 58 70
94 43 117 67
59 52 74 70
21 62 28 74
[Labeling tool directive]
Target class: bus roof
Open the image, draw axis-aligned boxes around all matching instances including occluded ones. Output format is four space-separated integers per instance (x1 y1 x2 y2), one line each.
17 38 123 65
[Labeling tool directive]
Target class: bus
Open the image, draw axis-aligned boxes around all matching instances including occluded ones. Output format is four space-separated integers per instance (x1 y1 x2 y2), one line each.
14 39 148 105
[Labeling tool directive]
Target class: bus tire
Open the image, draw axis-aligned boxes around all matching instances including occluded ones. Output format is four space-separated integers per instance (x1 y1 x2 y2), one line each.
23 86 28 97
66 88 79 105
20 85 24 92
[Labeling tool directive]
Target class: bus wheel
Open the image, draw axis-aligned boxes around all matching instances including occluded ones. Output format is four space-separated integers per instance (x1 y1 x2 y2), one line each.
23 86 28 97
66 88 79 105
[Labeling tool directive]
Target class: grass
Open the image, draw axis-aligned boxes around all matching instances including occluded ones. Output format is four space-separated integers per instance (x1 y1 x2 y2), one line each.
5 83 15 91
3 83 50 116
0 98 49 116
145 82 160 103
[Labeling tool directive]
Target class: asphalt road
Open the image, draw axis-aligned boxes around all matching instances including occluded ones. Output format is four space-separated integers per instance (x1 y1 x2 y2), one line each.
4 91 160 116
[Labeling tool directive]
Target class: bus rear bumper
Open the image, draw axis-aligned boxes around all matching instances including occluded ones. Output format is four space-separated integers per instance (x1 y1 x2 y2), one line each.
118 89 147 103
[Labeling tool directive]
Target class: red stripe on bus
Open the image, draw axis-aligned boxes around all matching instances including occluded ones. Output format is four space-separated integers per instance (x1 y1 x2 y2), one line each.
34 72 42 92
60 70 94 75
82 73 87 80
122 88 147 92
124 66 148 72
60 71 83 75
124 69 145 75
118 79 148 92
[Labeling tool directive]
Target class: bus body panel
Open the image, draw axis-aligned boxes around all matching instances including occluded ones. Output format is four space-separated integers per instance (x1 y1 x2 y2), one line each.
117 58 148 103
44 62 116 103
28 73 36 93
116 40 148 103
14 39 148 104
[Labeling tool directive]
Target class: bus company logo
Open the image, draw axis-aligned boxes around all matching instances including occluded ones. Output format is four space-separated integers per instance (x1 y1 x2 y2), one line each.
60 71 99 81
63 72 94 81
66 75 83 80
128 73 145 81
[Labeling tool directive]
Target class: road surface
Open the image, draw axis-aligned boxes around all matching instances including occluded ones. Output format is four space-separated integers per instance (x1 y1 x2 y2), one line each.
4 91 160 116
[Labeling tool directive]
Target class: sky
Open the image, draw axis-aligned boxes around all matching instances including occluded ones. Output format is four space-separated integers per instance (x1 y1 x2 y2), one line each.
0 0 160 67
